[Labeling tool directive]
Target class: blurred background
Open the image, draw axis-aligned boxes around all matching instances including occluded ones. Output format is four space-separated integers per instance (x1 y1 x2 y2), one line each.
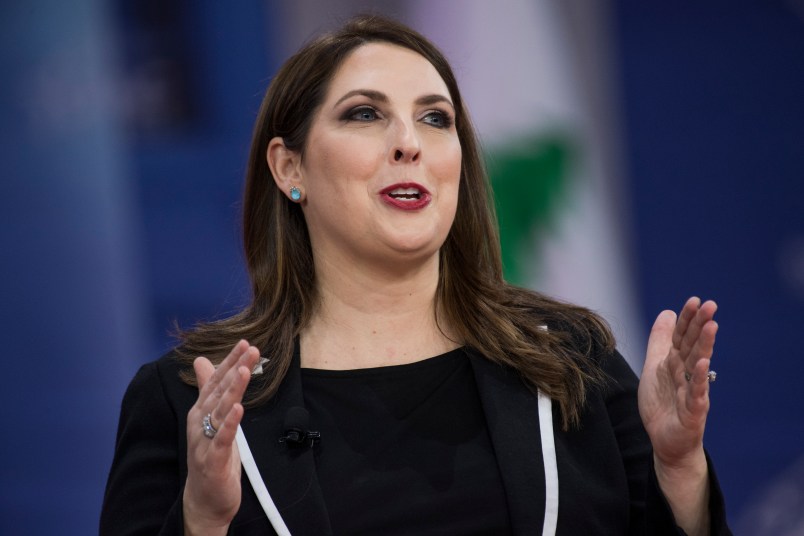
2 0 803 534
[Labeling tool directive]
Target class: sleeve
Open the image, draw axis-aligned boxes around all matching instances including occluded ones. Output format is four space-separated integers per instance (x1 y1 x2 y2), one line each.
99 362 186 535
600 350 732 535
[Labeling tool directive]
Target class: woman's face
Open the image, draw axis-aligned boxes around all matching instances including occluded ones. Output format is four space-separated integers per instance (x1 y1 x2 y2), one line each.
296 42 462 271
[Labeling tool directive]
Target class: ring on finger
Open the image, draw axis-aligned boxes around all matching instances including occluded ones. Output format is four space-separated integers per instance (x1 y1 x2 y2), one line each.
684 370 717 383
202 413 218 439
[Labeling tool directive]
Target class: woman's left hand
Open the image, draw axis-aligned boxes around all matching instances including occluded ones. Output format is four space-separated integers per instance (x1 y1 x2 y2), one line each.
639 296 718 463
638 297 719 535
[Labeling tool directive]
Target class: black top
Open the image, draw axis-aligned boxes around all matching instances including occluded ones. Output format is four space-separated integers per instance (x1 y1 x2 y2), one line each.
301 348 512 535
100 342 732 535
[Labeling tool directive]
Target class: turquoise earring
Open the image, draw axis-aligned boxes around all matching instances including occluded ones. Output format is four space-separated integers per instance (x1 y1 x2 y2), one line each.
290 186 302 202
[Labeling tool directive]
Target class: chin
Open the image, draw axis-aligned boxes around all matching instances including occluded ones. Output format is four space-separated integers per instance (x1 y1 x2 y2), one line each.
384 236 444 261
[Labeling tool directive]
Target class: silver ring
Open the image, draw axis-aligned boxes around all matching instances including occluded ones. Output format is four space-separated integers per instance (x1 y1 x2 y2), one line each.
202 413 218 439
685 370 717 383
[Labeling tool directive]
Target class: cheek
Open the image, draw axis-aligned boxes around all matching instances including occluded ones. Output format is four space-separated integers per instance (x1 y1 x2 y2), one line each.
308 135 383 192
434 141 462 188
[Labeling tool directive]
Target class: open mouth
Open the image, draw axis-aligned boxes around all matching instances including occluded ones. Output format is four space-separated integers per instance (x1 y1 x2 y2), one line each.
387 187 422 200
380 183 431 210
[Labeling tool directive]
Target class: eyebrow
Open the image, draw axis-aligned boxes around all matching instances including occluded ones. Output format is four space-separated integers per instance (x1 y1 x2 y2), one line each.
333 89 454 110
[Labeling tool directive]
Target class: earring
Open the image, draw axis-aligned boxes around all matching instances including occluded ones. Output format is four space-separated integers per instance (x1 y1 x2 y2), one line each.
289 186 302 202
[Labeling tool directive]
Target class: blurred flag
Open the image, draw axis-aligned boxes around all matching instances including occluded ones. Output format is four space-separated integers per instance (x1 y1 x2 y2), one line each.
413 0 645 366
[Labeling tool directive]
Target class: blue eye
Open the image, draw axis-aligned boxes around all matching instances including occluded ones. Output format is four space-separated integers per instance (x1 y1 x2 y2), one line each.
422 111 454 129
347 107 378 122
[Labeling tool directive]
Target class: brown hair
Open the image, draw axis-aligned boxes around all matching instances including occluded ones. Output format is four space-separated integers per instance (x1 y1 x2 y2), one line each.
177 14 613 429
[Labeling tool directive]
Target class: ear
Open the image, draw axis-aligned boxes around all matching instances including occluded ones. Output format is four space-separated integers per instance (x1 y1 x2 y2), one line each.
266 136 303 200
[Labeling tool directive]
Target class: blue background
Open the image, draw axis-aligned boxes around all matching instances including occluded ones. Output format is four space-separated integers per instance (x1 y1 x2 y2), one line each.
2 1 802 533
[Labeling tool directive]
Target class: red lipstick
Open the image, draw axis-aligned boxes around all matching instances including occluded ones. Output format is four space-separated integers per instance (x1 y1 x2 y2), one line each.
379 182 431 210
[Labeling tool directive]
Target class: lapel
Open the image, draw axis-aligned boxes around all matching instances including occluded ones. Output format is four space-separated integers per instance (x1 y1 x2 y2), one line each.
467 349 548 535
239 342 332 535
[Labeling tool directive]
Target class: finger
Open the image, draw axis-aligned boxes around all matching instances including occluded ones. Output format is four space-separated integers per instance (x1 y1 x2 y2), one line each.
194 356 216 389
203 347 259 432
207 354 256 424
672 297 701 349
685 356 712 424
190 357 256 463
213 386 248 448
679 300 717 360
199 402 246 477
197 340 250 404
188 357 216 438
643 309 676 375
204 368 251 469
685 319 718 378
204 340 250 387
189 342 253 444
683 320 717 425
207 366 249 443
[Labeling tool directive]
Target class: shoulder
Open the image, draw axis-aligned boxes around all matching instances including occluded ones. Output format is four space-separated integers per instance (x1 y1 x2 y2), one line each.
121 350 198 419
127 350 189 391
503 285 615 354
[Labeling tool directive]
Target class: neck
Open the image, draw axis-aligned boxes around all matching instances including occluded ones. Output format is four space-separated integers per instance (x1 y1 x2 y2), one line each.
300 252 459 369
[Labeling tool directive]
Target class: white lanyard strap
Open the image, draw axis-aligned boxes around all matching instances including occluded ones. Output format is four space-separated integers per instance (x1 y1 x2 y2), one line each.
538 390 559 536
236 425 291 536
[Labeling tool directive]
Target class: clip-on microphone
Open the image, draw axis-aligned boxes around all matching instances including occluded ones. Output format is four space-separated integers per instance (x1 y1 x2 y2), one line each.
279 406 321 448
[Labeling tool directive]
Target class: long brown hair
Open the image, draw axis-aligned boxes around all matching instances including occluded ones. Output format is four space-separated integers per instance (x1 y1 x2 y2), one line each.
177 14 613 429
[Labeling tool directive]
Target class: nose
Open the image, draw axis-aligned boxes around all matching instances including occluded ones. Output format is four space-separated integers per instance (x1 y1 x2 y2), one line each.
391 120 420 164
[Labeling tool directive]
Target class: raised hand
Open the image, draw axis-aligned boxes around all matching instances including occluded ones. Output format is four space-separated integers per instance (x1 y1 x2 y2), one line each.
638 297 719 535
183 340 260 535
639 297 718 464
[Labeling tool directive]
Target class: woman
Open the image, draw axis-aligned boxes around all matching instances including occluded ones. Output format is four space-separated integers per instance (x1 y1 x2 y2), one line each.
101 14 729 535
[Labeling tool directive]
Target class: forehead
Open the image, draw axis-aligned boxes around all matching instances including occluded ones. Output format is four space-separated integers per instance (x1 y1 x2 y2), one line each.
324 42 451 101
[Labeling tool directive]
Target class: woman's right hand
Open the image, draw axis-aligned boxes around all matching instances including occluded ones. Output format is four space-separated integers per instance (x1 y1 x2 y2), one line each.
183 340 260 535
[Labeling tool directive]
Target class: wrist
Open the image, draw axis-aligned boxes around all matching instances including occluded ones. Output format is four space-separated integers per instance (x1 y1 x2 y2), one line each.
654 447 708 480
183 510 231 536
653 450 710 536
182 488 232 536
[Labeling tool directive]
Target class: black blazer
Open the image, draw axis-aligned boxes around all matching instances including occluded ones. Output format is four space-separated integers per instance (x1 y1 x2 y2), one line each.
100 347 730 535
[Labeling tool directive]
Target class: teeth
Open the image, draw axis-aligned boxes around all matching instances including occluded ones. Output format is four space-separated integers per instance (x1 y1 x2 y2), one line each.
390 187 420 196
388 187 421 200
